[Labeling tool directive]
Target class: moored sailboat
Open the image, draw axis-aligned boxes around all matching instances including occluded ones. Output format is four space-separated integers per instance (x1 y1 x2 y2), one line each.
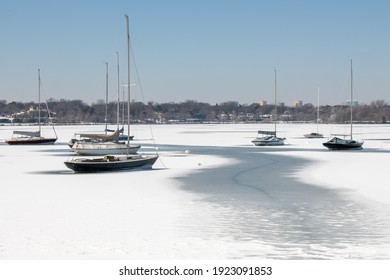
252 69 285 146
6 69 57 145
64 154 158 172
323 60 363 150
304 87 324 138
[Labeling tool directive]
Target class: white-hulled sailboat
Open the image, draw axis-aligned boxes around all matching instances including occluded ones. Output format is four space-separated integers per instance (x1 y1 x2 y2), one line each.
70 61 140 155
252 69 285 146
64 15 158 172
322 59 363 150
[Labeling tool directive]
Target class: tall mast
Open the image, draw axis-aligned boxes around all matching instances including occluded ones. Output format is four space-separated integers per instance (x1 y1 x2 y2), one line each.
116 52 120 130
105 62 109 134
317 86 320 133
122 87 125 130
125 14 131 147
38 68 41 135
274 68 277 134
350 59 353 138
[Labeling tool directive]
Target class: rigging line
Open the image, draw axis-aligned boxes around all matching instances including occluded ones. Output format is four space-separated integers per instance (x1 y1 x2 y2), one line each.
130 41 160 158
39 76 58 138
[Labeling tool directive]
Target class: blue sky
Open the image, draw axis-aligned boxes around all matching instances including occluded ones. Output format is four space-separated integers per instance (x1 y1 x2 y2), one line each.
1 0 389 105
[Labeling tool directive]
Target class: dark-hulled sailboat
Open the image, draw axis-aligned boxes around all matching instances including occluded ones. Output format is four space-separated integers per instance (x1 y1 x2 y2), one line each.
323 60 363 150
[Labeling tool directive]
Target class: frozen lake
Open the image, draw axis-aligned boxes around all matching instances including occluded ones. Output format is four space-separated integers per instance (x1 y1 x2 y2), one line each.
1 123 390 259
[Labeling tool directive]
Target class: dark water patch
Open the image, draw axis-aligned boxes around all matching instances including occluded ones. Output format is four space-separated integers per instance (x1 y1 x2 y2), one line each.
168 144 390 259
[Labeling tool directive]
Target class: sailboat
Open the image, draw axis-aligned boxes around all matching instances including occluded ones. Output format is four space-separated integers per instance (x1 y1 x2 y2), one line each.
70 61 140 155
322 59 363 150
304 87 324 138
64 15 159 172
6 69 58 145
252 69 286 146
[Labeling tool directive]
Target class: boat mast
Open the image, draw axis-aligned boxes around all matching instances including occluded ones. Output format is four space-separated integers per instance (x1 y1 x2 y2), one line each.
125 14 131 148
274 68 277 135
122 87 125 130
105 62 109 134
38 68 41 135
317 86 320 134
350 59 353 139
116 52 120 130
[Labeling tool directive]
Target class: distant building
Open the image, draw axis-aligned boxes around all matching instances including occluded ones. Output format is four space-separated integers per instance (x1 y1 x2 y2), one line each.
257 99 267 106
293 100 303 108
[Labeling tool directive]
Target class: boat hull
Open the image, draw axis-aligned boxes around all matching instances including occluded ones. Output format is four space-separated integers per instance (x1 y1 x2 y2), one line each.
252 136 285 146
64 155 158 172
68 133 134 148
323 137 363 150
71 142 140 156
304 133 324 138
323 142 363 150
6 137 57 145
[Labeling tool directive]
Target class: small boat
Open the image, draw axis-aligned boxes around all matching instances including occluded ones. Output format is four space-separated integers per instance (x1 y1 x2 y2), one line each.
68 128 117 148
105 127 134 142
252 131 285 146
304 132 324 139
6 131 57 145
304 87 323 138
64 154 158 172
6 69 57 145
64 15 158 172
322 136 363 150
323 60 363 150
252 69 285 146
68 128 134 148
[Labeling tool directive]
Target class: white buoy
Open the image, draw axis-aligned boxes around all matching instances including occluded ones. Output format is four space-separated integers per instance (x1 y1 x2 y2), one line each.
185 149 191 154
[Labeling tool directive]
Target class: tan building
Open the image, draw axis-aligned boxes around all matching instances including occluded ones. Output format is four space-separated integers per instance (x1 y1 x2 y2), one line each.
258 99 267 106
292 100 303 108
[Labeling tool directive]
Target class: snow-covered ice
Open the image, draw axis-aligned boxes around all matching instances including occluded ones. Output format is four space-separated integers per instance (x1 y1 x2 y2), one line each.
0 123 390 259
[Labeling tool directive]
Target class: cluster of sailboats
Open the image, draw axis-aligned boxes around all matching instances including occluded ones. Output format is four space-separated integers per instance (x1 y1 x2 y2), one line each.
252 60 364 151
4 57 364 174
5 15 159 173
65 15 159 172
3 17 364 172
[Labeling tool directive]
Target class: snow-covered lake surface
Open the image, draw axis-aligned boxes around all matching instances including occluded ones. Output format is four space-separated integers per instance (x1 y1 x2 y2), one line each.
1 123 390 259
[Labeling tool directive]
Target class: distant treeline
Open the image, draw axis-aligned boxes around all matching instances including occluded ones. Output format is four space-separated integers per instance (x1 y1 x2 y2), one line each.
0 99 389 124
